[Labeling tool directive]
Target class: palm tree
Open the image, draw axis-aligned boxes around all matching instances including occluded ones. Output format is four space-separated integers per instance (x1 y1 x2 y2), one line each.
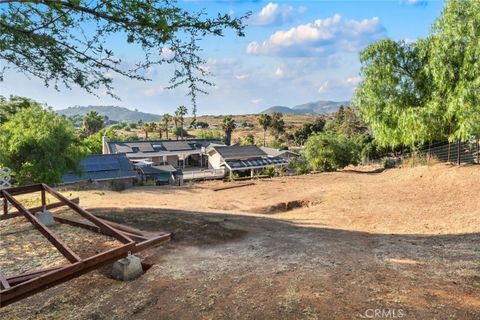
270 112 285 139
157 121 163 139
162 113 172 139
82 110 104 136
150 122 157 139
173 114 179 140
175 105 188 140
257 113 272 147
142 122 153 140
221 115 236 146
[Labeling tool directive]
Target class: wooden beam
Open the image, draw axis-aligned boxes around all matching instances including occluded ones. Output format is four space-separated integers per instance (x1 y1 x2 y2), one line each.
54 216 100 233
0 273 10 290
42 185 133 244
54 216 149 243
119 231 149 243
96 216 147 236
0 242 135 307
0 198 80 221
1 190 81 263
0 184 42 197
133 233 171 252
6 266 66 286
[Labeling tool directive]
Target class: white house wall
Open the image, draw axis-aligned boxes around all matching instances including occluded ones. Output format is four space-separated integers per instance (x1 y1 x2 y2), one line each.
208 151 223 169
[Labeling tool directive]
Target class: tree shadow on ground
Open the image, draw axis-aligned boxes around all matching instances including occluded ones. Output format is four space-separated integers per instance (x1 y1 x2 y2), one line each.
2 206 479 320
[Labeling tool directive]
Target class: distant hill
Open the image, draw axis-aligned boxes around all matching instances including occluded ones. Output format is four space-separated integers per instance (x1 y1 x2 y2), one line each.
261 100 349 115
260 106 304 114
56 105 161 122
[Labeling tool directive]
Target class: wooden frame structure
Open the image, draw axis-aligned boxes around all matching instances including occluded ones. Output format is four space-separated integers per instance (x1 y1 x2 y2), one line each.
0 184 171 307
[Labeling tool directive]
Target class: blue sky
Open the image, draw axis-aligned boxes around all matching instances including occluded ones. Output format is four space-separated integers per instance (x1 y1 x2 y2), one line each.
0 0 445 115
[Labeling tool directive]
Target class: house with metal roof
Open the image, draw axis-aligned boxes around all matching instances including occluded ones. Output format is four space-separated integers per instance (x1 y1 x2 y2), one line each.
207 145 288 176
103 138 226 182
103 138 224 168
62 154 139 187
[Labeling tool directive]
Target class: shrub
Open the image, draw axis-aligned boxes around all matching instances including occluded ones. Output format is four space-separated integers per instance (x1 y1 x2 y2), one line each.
195 121 209 129
171 126 188 138
196 129 222 140
242 134 255 145
228 172 240 181
269 138 286 150
263 165 276 177
383 158 398 169
274 166 285 177
303 132 359 172
288 159 310 175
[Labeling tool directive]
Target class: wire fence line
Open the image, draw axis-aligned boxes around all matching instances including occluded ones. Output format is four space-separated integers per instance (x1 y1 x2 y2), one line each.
409 139 480 165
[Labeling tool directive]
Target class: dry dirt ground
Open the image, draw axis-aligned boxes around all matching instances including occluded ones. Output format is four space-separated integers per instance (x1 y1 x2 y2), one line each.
1 164 479 319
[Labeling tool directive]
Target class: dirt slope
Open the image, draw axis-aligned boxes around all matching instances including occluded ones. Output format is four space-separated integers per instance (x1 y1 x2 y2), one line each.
1 164 479 319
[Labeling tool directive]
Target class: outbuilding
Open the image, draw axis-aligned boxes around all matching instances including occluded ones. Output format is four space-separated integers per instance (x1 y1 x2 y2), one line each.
207 145 288 177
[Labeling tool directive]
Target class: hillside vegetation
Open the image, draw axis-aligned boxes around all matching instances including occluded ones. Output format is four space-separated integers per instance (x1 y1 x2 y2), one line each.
57 105 161 122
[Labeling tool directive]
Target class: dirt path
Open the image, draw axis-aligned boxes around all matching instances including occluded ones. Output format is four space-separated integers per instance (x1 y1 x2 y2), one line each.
1 164 479 319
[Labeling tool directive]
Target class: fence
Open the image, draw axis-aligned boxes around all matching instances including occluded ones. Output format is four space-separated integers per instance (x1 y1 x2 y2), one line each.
180 168 226 181
407 139 480 165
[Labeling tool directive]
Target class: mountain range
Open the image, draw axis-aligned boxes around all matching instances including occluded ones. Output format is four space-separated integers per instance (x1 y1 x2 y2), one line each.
56 100 350 122
261 100 349 115
56 105 161 122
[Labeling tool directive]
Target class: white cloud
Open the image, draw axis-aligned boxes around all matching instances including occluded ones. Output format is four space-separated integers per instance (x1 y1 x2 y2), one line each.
250 2 294 26
235 74 248 80
403 38 417 44
251 98 264 104
246 14 385 57
143 85 165 97
345 76 361 86
160 47 174 60
275 67 284 78
318 81 329 93
403 0 427 5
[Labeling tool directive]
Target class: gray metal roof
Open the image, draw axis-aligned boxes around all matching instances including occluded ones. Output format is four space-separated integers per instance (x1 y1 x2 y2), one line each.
62 154 138 184
162 141 193 151
212 145 267 160
226 157 288 170
260 147 299 158
108 139 223 154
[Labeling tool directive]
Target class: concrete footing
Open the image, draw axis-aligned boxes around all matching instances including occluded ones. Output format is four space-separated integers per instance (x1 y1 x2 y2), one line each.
35 210 55 226
111 254 143 281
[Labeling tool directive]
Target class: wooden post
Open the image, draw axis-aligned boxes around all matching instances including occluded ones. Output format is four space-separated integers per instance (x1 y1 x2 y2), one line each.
447 141 451 162
41 188 46 212
3 197 8 215
2 190 82 263
457 139 461 165
428 141 432 165
477 137 479 164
